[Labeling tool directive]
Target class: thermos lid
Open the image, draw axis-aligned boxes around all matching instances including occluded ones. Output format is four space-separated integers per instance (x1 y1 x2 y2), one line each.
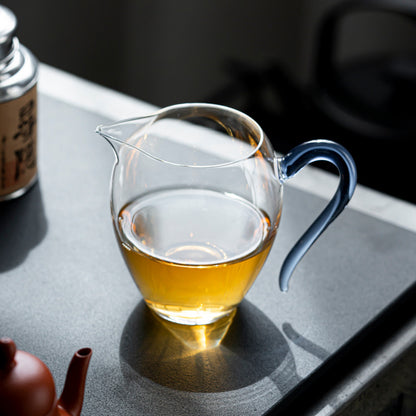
0 5 17 60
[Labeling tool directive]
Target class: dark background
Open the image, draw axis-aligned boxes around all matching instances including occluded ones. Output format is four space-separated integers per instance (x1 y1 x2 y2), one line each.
3 0 416 202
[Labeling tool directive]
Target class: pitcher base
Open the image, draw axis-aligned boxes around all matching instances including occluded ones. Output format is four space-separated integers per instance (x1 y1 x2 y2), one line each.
146 301 236 326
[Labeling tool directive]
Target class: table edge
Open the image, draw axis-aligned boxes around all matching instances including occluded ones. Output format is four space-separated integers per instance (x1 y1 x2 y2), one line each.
38 63 416 233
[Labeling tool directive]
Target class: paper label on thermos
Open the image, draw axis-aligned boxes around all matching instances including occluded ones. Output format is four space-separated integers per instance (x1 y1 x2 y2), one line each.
0 86 37 197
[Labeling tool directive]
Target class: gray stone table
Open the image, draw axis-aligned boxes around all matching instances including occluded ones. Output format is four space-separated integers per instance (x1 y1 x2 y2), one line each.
0 65 415 415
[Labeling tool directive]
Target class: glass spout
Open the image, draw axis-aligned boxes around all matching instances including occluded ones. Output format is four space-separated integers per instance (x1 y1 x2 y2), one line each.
96 114 157 153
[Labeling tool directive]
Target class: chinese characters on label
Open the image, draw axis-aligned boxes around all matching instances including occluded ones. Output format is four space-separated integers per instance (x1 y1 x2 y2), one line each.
0 86 37 198
13 99 36 179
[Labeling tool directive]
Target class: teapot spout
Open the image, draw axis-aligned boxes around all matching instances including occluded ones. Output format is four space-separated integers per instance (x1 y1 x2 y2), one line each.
57 348 92 416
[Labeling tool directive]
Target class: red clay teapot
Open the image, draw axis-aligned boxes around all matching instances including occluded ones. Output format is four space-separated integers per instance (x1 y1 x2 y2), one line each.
0 337 92 416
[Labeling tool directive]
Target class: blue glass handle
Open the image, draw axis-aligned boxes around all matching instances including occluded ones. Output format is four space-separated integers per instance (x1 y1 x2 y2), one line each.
278 140 357 292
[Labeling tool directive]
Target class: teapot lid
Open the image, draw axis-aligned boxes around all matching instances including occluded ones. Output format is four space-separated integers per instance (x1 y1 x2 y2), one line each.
0 337 57 416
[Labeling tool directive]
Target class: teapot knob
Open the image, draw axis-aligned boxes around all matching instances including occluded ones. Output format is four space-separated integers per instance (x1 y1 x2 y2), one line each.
0 337 17 370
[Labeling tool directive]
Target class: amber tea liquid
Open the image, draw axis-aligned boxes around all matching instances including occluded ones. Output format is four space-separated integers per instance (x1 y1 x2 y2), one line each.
116 189 278 325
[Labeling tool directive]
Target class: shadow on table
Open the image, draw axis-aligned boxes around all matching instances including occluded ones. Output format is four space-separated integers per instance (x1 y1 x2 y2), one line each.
0 183 47 272
282 322 330 361
119 299 301 394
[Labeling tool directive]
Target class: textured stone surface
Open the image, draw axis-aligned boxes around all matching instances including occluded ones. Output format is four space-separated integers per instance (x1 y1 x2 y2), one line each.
337 345 416 416
0 94 415 415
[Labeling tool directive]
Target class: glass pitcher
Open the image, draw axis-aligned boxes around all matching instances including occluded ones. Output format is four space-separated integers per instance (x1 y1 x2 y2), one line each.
96 103 356 325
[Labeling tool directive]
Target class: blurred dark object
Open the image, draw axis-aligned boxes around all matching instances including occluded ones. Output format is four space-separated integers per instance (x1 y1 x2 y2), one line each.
209 0 416 204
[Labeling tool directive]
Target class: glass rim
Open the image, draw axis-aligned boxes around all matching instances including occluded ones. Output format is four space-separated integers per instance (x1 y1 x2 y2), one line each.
97 103 265 168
